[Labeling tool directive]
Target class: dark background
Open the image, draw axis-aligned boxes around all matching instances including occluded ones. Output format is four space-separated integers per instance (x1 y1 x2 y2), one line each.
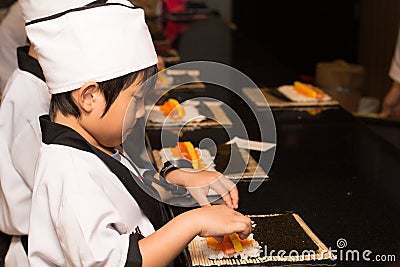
231 0 360 86
230 0 400 102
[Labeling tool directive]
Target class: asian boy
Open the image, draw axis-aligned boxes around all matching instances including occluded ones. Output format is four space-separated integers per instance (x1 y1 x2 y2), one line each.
25 1 251 266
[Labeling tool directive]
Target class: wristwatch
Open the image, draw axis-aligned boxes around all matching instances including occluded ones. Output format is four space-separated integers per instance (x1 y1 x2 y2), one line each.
159 158 194 179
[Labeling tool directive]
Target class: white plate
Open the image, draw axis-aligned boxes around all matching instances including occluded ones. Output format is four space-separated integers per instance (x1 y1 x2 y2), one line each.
145 103 206 124
278 85 331 102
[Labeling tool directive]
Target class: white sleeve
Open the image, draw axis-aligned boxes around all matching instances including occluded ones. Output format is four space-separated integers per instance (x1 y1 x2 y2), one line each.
11 119 42 190
29 193 142 267
29 151 144 267
389 26 400 83
58 193 131 266
0 74 34 235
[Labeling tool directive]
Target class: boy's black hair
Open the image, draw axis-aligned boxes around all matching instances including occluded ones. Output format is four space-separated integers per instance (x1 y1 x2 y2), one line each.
49 65 157 121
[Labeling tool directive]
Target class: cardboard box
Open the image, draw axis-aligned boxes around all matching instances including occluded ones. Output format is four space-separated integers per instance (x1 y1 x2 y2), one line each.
315 60 365 112
315 60 365 90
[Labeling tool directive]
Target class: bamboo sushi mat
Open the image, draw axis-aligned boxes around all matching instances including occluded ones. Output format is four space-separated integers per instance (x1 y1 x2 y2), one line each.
188 213 335 266
152 147 268 180
242 87 339 108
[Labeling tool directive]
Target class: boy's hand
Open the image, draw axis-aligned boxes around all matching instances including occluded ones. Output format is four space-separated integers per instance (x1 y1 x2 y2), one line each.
166 169 239 209
190 205 252 240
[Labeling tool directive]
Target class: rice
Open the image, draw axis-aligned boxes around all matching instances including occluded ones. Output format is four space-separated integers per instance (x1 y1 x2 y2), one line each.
196 233 262 260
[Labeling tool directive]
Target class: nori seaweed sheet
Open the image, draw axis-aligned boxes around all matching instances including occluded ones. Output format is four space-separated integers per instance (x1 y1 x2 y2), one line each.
211 144 248 174
251 214 319 253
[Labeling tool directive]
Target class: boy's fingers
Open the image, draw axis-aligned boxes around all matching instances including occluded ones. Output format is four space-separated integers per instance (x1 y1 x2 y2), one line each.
221 194 234 209
234 221 252 240
189 189 210 207
210 180 234 208
238 232 250 240
228 183 239 209
219 177 239 208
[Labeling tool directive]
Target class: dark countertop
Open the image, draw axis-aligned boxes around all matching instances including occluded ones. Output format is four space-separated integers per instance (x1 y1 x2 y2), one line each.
148 14 400 266
240 107 400 263
148 106 400 266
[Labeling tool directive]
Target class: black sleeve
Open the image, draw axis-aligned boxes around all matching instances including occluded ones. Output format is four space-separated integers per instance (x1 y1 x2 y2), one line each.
125 232 144 267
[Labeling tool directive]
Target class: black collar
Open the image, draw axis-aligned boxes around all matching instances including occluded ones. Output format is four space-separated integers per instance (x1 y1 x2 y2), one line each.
17 46 45 82
39 115 168 230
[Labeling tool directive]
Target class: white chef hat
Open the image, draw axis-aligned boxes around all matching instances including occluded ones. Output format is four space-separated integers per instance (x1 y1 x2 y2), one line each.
25 1 158 94
19 0 95 22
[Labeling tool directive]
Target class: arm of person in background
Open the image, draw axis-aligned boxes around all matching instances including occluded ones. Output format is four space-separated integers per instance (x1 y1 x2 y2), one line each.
380 81 400 118
381 26 400 119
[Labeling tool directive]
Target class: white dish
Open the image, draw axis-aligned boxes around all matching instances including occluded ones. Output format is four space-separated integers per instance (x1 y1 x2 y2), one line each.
145 104 206 124
278 85 331 102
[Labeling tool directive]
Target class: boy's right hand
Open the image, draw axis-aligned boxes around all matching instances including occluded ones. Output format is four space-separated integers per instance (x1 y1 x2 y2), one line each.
190 205 252 240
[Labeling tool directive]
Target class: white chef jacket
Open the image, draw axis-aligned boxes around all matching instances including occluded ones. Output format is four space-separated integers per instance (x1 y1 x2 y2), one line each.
0 46 49 266
0 46 49 235
28 117 159 266
0 2 27 93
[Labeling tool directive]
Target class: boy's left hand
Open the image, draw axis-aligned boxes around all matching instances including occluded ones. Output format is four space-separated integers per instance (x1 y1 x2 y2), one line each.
166 169 239 209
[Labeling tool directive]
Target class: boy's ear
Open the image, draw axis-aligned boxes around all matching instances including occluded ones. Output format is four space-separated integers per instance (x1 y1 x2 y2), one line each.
76 81 100 113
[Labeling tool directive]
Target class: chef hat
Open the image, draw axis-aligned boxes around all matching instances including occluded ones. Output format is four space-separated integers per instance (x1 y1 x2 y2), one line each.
25 1 158 94
19 0 95 22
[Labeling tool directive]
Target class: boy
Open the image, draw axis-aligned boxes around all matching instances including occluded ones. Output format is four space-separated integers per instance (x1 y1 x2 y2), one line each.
0 43 49 266
26 1 251 266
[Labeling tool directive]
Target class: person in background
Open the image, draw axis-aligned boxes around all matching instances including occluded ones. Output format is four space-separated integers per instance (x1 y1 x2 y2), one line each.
26 1 249 266
380 26 400 119
1 0 99 264
0 43 49 266
0 1 27 95
380 83 400 118
0 0 26 264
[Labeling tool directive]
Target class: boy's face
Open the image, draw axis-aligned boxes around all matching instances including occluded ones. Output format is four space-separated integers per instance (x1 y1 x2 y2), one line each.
84 81 146 148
